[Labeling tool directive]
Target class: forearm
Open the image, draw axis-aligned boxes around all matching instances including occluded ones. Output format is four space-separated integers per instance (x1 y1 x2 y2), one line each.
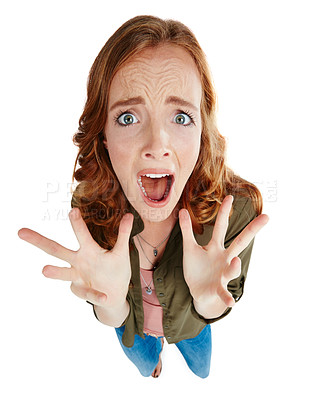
93 299 130 328
193 295 229 320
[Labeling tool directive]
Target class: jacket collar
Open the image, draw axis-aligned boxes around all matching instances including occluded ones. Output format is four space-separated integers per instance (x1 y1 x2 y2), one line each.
128 204 145 238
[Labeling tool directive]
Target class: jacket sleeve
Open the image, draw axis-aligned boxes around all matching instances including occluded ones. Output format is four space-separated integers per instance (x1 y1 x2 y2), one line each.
193 196 258 324
224 196 258 303
86 301 100 320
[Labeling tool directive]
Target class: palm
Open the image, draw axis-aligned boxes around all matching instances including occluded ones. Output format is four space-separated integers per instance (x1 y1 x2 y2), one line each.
18 209 134 308
179 196 269 307
182 243 226 302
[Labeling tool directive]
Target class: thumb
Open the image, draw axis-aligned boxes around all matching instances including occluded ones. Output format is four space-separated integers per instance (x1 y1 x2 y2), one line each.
113 213 134 253
179 209 196 247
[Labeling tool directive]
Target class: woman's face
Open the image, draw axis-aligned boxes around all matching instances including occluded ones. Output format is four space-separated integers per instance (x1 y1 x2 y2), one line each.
104 44 202 223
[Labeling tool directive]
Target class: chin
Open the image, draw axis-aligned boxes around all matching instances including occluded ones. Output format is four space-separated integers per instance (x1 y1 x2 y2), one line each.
140 208 176 223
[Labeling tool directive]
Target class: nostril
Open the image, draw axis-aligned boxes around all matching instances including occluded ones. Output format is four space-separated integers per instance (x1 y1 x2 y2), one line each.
143 150 171 159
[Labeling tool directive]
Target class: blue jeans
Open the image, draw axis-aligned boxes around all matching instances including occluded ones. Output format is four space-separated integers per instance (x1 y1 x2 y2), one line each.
115 324 212 378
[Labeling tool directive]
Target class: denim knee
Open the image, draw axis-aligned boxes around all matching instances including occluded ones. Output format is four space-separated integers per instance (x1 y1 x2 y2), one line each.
115 326 162 377
175 325 212 378
192 365 210 379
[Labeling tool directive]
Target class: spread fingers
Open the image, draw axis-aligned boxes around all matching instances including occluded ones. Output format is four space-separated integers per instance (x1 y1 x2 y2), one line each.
18 228 76 264
69 208 98 248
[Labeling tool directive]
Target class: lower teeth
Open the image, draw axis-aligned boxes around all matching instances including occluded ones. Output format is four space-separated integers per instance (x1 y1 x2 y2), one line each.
138 179 170 202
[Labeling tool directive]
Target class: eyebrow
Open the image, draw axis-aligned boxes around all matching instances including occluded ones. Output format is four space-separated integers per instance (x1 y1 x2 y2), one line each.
109 95 199 113
109 96 145 112
165 96 199 113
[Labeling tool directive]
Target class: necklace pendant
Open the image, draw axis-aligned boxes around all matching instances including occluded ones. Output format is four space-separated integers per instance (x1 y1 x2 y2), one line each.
153 249 158 257
145 287 152 295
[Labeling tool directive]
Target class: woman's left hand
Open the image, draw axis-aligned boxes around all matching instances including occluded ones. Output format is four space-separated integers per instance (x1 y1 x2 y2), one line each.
179 195 269 308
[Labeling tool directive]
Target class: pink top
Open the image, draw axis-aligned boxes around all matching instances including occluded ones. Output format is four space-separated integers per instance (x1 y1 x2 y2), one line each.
140 269 164 337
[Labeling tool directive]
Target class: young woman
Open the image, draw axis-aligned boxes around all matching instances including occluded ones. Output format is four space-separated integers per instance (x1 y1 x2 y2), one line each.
18 15 269 379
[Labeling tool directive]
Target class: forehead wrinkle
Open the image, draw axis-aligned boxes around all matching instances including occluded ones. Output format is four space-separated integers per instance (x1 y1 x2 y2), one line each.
112 51 201 110
121 71 185 93
118 56 190 85
121 56 185 76
117 71 194 107
154 75 189 96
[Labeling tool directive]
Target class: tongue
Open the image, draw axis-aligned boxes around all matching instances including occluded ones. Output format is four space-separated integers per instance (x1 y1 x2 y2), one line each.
141 176 168 200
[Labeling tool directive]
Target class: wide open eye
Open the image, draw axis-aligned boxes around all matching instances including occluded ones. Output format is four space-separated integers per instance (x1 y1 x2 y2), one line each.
117 112 139 126
174 112 193 126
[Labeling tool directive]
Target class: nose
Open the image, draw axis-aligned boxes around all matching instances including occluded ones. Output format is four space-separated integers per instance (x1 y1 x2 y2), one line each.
141 122 172 160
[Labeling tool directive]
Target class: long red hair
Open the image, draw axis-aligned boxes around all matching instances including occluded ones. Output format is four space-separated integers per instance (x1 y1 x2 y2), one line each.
71 15 263 249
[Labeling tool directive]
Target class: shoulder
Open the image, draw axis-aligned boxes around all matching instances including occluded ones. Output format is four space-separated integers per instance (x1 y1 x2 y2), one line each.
232 195 257 221
224 195 258 245
195 195 257 246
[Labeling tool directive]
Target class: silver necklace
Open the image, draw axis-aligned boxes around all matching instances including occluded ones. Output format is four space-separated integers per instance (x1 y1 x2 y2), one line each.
140 270 153 295
137 231 171 257
136 235 156 268
137 232 171 257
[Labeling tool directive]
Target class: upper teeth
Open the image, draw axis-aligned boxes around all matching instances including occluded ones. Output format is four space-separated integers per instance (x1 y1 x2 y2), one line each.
141 173 170 178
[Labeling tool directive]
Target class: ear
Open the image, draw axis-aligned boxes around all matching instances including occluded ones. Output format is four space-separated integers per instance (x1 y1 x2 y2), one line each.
103 139 108 149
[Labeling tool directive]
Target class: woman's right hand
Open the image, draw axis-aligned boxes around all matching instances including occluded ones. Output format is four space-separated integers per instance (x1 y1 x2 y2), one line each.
18 208 134 309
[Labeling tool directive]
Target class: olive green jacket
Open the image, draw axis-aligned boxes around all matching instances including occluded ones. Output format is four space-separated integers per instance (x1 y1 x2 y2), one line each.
91 195 257 348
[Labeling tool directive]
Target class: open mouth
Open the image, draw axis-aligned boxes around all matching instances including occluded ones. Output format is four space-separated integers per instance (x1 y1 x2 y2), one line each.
137 173 174 203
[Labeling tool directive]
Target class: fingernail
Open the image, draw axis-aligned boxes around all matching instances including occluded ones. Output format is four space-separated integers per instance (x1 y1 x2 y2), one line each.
180 209 188 219
70 208 79 218
123 213 132 221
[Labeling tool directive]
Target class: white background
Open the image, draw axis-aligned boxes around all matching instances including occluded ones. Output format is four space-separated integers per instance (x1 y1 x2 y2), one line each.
1 0 318 398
